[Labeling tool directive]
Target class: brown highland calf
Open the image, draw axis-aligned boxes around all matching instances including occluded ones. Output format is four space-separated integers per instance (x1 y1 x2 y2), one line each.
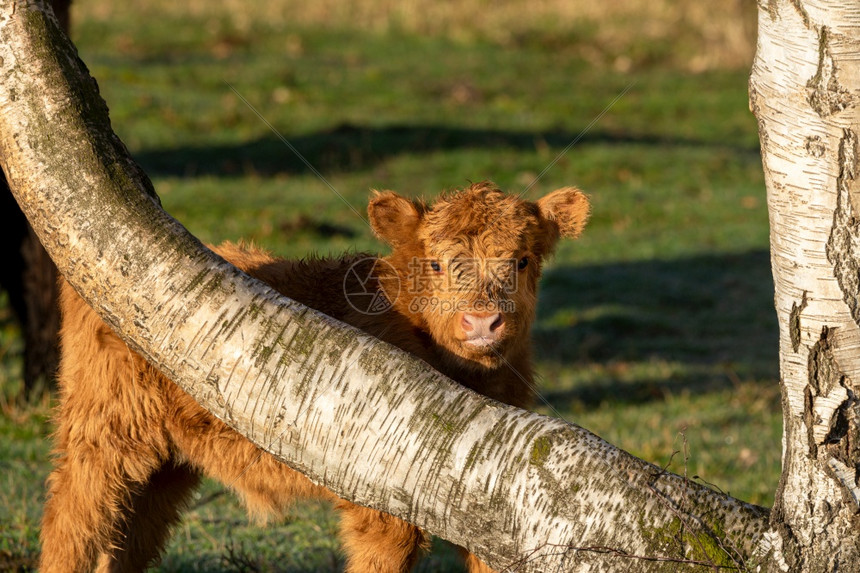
39 181 589 573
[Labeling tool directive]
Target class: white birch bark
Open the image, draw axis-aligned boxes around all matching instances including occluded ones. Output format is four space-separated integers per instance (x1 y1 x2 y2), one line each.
0 1 770 570
750 1 860 570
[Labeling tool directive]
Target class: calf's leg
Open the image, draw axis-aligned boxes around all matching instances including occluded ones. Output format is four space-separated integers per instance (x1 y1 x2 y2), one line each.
94 462 201 572
40 435 179 572
337 503 426 573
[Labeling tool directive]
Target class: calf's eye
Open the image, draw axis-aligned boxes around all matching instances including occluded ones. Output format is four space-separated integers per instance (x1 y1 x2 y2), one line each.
430 261 442 272
517 256 529 271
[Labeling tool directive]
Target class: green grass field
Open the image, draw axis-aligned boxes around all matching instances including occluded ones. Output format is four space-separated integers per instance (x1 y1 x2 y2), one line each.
0 1 777 571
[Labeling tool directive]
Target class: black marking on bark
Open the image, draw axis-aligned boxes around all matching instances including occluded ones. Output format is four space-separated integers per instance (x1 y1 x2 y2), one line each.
762 0 782 23
790 291 808 353
805 328 860 502
823 399 850 445
805 136 826 158
808 326 837 397
788 0 812 28
776 520 803 572
763 0 778 23
827 128 860 327
824 381 860 482
807 27 853 118
806 327 839 458
805 384 818 457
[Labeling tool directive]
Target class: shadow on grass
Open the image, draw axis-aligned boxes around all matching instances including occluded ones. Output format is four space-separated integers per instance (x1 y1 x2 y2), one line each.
536 249 777 408
133 123 759 178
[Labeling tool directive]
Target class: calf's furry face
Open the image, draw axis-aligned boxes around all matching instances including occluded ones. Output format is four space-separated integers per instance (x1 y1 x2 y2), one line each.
368 181 589 369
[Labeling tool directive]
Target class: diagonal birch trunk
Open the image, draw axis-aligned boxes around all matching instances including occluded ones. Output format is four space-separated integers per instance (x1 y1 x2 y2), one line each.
750 0 860 570
0 0 775 570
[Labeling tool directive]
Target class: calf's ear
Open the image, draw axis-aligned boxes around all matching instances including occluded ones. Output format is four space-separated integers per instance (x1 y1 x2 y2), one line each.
537 187 590 240
368 190 424 247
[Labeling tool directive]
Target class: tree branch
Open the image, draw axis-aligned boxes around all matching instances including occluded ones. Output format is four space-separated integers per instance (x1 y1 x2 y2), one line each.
0 1 771 569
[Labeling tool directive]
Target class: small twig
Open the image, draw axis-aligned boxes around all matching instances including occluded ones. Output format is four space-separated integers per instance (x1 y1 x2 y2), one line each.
692 475 728 496
658 448 681 477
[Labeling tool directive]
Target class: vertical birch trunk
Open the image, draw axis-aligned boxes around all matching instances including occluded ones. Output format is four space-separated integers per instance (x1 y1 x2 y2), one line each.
750 1 860 570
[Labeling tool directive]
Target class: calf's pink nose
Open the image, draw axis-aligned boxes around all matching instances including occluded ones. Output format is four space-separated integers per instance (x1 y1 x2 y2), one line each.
461 312 505 339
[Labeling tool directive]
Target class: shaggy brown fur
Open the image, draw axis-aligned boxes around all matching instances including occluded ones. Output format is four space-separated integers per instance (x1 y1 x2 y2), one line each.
39 182 589 573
